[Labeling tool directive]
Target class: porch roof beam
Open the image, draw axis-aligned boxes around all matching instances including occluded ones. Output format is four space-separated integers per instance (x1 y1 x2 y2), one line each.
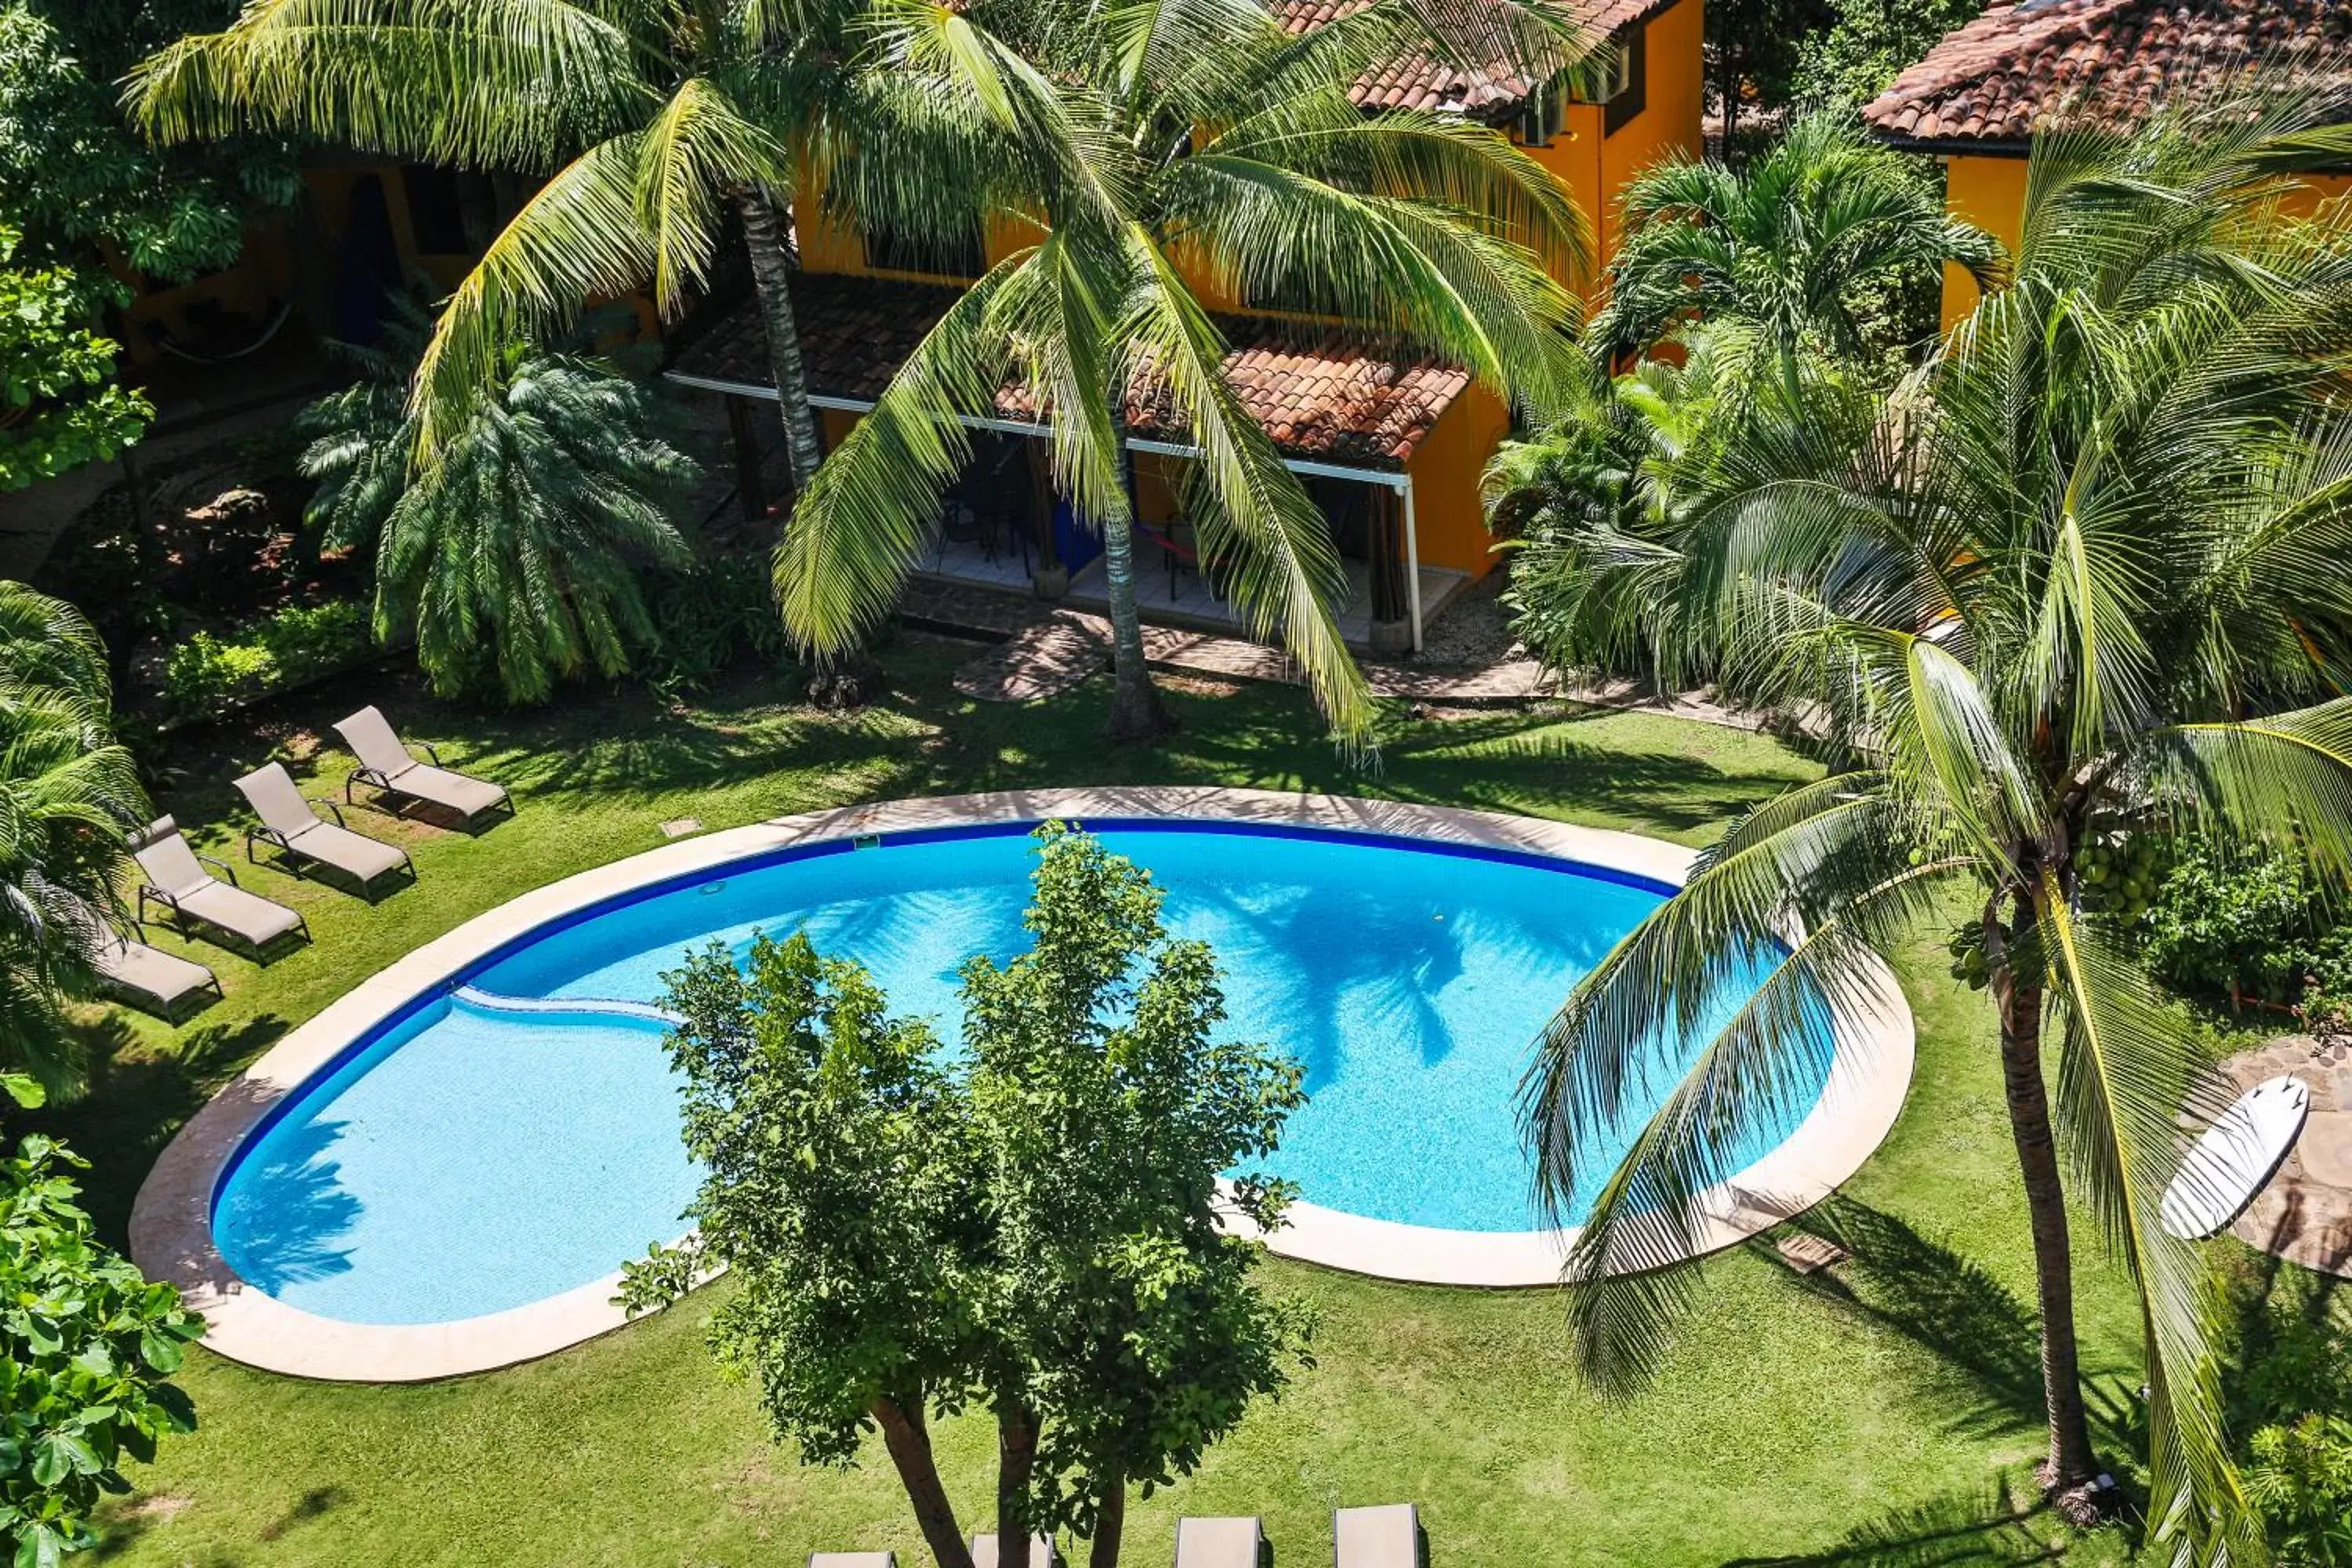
666 373 1411 492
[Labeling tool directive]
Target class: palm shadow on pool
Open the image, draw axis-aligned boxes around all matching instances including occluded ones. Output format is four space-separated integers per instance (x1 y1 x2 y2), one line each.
216 1116 362 1293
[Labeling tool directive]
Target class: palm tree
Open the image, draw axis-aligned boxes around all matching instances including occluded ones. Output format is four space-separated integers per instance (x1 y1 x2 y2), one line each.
1587 112 2003 368
128 0 877 500
1521 84 2352 1559
772 0 1595 746
0 584 147 1102
300 303 699 703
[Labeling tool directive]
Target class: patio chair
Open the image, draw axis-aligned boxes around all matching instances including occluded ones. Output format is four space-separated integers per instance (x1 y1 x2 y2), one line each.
234 763 416 899
1175 1515 1265 1568
131 816 310 956
333 706 514 826
90 921 224 1022
1334 1504 1422 1568
971 1534 1061 1568
808 1555 896 1568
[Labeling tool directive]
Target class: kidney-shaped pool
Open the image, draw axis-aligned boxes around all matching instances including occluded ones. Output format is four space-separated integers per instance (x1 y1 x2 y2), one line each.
206 809 1857 1330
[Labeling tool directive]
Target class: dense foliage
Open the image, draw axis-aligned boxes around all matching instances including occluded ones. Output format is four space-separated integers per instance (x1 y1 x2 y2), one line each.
157 599 372 725
624 825 1311 1568
1790 0 1988 111
0 230 151 492
0 584 147 1099
1516 83 2352 1561
0 1130 204 1568
1700 0 1830 142
297 306 695 706
0 0 294 282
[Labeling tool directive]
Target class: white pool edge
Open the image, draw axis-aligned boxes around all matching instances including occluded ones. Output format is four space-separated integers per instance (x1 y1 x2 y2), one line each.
129 786 1915 1381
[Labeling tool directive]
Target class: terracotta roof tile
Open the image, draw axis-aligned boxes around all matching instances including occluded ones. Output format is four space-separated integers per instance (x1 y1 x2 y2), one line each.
670 274 1472 470
1272 0 1674 118
1863 0 2352 149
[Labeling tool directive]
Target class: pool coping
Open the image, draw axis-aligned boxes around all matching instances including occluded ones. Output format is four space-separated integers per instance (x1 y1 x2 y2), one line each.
129 786 1915 1381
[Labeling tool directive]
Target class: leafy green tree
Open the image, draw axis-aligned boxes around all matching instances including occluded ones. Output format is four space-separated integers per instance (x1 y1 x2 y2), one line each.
1519 85 2352 1558
0 1 296 281
299 301 697 704
1587 113 2002 368
771 0 1594 747
625 824 1311 1568
1701 0 1831 143
0 230 153 492
1791 0 1986 111
0 1130 205 1567
959 823 1309 1568
2247 1415 2352 1567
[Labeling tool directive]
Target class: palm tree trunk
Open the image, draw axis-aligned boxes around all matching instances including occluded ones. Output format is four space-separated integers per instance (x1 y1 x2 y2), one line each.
1102 405 1174 744
874 1394 973 1568
738 187 883 707
1087 1470 1126 1568
996 1397 1040 1568
1986 904 2101 1503
734 186 826 498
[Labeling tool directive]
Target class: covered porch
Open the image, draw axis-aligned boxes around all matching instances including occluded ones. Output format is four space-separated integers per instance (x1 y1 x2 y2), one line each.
666 274 1493 654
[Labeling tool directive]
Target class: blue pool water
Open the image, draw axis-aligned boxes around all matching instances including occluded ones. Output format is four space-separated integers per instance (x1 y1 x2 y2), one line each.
213 820 1835 1325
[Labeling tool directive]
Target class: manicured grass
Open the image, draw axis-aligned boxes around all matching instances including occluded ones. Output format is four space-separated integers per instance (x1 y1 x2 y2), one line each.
41 635 2192 1565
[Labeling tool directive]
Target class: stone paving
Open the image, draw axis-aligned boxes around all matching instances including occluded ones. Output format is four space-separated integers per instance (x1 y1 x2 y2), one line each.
2216 1033 2352 1277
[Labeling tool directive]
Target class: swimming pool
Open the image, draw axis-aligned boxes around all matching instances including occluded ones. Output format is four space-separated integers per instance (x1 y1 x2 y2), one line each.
143 790 1915 1378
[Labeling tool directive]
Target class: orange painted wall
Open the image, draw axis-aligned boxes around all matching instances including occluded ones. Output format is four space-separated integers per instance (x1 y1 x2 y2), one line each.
1404 382 1510 576
1938 154 2028 328
1940 157 2352 327
1508 0 1704 283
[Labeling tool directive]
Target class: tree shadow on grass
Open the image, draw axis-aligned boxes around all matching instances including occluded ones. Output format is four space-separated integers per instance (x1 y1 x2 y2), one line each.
23 1011 289 1247
1758 1199 2140 1456
1719 1479 2069 1566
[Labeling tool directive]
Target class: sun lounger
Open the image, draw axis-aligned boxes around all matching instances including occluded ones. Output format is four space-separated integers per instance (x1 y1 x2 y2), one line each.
89 923 224 1022
334 706 513 826
234 763 416 898
808 1555 895 1568
132 816 310 955
1334 1504 1421 1568
1176 1516 1264 1568
971 1534 1061 1568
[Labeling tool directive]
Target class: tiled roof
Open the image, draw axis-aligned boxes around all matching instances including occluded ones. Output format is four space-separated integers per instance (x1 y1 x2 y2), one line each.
1862 0 2352 149
1273 0 1672 118
669 272 1472 470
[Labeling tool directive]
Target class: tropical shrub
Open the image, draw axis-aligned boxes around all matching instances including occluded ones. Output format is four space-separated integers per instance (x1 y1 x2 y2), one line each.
645 554 789 698
1791 0 1987 111
157 600 372 725
0 1129 205 1567
298 302 697 706
2140 837 2321 1007
2248 1417 2352 1568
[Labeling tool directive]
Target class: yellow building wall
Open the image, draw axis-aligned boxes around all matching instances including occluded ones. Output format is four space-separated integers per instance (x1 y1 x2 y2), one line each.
1404 383 1511 576
1941 158 2352 328
1939 154 2028 328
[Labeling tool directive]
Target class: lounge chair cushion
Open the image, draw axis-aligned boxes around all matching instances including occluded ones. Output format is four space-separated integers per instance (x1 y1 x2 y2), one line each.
236 764 410 884
970 1535 1059 1568
91 933 216 1016
1175 1517 1262 1568
174 882 305 947
808 1555 896 1568
1334 1504 1420 1568
131 817 212 900
335 706 508 818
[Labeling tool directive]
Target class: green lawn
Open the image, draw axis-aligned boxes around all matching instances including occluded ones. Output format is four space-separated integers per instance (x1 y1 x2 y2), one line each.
35 634 2216 1566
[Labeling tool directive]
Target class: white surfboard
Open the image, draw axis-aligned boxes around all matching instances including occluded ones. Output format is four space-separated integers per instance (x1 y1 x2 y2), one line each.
2160 1076 2310 1240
